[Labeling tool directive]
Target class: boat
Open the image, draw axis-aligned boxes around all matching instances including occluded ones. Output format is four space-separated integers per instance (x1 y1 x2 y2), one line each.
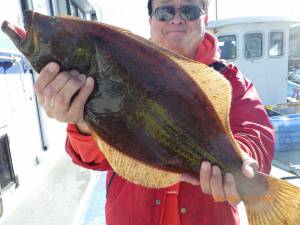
0 0 99 218
208 16 300 177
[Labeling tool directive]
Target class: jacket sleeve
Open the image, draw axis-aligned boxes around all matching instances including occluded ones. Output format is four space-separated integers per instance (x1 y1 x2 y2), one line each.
227 65 275 174
65 124 112 171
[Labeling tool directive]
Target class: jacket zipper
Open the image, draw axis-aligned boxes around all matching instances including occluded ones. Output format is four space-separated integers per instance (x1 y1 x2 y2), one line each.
106 171 116 198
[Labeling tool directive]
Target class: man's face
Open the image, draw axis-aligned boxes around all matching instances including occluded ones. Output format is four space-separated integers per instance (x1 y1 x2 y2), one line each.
149 0 207 58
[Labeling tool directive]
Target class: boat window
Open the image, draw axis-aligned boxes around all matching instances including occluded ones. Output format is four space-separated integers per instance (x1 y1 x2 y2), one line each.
244 33 262 58
0 134 16 190
217 35 237 60
269 32 283 57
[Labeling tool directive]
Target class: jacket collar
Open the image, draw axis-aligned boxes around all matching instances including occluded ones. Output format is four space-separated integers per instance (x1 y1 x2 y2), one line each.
194 32 220 65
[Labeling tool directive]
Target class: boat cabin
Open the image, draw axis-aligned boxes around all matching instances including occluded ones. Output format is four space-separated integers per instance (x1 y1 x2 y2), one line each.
208 16 300 105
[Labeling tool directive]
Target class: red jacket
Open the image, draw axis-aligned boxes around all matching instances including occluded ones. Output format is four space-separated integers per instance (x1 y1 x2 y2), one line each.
65 33 274 225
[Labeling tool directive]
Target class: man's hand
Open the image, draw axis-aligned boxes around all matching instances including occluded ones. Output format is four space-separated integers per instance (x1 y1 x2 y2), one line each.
180 153 258 206
34 62 94 134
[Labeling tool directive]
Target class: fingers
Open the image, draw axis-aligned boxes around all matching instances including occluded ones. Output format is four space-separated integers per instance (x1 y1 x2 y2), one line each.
69 77 94 120
43 71 74 110
223 173 241 206
210 166 226 202
200 161 212 194
199 161 241 206
53 73 86 116
34 62 94 124
35 62 60 104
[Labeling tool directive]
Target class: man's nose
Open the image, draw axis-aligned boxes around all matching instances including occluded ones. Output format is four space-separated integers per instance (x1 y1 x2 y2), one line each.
170 11 185 25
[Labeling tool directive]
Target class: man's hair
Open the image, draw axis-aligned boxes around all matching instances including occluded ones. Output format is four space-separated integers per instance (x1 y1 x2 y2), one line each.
147 0 209 16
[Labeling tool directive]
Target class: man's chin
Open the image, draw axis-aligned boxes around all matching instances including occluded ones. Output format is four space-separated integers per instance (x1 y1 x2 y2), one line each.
166 34 186 44
165 38 184 49
166 43 186 56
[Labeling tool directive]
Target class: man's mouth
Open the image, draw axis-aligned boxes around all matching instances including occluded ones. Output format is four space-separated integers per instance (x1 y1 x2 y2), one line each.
167 30 187 34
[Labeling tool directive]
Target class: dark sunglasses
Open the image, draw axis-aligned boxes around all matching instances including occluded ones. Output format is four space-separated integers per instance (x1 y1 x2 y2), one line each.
153 5 204 22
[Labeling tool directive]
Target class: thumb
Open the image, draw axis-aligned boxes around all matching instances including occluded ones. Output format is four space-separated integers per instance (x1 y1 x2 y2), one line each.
241 155 258 178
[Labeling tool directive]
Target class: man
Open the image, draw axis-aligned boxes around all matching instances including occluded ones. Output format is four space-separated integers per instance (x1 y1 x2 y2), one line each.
35 0 274 224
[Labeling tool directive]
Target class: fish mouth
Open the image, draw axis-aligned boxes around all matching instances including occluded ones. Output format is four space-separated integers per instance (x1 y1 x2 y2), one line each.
1 10 33 50
1 21 26 47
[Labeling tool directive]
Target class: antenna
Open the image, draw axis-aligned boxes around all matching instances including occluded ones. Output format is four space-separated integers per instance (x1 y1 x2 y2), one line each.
215 0 218 20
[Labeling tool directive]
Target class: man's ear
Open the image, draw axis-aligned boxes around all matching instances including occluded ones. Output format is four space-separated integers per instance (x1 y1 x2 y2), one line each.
204 15 208 25
148 17 152 40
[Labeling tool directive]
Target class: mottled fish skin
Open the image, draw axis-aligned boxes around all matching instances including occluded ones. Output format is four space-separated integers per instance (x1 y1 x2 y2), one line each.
1 11 266 196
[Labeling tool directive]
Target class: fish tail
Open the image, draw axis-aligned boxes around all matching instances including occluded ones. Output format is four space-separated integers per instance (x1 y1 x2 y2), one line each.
243 173 300 225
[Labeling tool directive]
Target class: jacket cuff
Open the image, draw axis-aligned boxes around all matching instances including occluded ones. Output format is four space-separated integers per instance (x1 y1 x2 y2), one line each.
66 124 111 170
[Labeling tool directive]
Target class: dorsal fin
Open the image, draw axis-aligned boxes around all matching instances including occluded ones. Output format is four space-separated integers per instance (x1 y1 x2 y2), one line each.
165 52 242 159
169 55 232 136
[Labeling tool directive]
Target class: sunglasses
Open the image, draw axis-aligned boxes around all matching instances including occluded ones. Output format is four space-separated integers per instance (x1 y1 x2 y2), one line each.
153 5 204 22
